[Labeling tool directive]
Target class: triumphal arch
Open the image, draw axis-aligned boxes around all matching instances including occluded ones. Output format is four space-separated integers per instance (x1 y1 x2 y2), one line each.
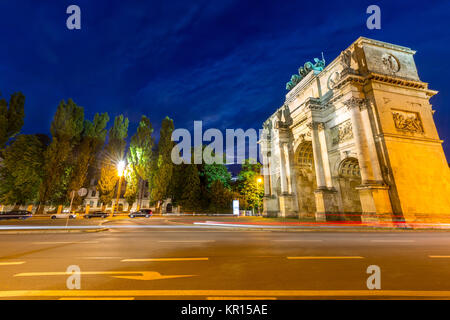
260 37 450 223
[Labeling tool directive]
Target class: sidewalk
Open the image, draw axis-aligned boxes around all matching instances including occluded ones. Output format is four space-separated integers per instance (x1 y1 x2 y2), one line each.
178 217 450 231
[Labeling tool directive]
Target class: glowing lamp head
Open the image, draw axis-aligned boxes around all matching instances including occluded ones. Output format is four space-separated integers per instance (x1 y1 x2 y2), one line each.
117 160 126 177
257 177 263 184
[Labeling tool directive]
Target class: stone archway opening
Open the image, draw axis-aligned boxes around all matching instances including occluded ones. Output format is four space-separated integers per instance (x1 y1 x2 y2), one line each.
294 141 317 218
337 157 362 220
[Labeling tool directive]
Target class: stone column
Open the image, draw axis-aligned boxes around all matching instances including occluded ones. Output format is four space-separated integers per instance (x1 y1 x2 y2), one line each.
309 122 326 188
317 123 334 188
278 142 288 194
359 100 383 183
343 96 393 221
262 152 271 196
344 97 375 183
309 121 335 221
283 143 293 194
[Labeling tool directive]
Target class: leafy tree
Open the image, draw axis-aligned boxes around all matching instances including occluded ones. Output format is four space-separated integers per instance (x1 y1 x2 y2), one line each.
0 135 46 206
38 99 84 209
180 163 201 212
98 162 119 206
124 166 138 209
0 92 25 150
128 115 154 207
208 180 232 213
98 115 129 207
67 113 109 208
200 162 232 189
237 160 264 211
151 117 174 208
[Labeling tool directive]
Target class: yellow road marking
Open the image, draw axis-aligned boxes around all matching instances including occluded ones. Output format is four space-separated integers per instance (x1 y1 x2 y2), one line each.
32 241 99 245
429 255 450 258
287 256 364 260
121 258 209 262
59 297 135 300
14 271 194 281
0 290 449 298
0 262 25 266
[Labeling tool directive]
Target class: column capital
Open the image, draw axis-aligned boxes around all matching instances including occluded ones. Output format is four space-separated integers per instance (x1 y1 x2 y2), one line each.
343 97 369 111
306 121 324 131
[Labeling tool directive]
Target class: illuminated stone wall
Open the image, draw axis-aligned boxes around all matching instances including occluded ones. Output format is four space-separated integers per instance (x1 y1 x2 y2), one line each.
261 37 450 224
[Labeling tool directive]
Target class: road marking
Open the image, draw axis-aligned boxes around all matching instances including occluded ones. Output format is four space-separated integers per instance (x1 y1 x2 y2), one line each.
370 240 415 243
207 297 277 300
0 261 25 266
0 290 449 298
287 256 364 260
158 240 215 243
81 257 123 260
429 255 450 258
32 241 100 245
14 271 195 281
59 297 135 300
122 258 209 262
273 239 323 242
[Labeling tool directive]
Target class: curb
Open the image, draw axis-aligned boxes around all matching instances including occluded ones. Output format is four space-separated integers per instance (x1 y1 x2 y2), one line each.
0 228 109 235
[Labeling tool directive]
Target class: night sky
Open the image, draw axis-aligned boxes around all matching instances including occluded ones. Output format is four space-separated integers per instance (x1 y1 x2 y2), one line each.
0 0 449 158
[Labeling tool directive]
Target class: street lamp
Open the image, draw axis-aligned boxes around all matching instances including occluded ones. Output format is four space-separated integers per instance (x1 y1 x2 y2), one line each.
115 160 126 215
256 176 263 216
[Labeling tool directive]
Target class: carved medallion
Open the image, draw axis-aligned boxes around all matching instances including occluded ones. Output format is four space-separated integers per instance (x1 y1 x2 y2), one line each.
392 110 423 133
381 53 400 73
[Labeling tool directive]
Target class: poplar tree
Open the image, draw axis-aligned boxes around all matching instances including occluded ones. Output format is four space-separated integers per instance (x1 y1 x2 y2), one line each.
38 99 84 210
124 166 138 209
97 115 129 207
0 91 25 150
67 113 109 208
0 134 46 206
151 117 174 208
128 115 154 207
179 163 201 212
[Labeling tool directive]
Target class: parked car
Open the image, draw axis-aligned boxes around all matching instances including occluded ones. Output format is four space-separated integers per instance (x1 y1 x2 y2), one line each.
0 210 33 220
51 213 77 219
84 211 109 219
129 209 153 218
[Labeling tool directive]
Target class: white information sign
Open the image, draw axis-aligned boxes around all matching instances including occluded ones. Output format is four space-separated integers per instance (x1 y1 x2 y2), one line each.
233 200 239 216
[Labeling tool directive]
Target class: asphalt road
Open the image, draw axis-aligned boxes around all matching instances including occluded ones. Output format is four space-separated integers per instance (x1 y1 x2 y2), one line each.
0 217 450 299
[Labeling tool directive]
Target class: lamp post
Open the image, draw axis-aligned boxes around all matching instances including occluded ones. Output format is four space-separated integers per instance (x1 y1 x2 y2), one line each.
115 160 126 216
256 176 263 216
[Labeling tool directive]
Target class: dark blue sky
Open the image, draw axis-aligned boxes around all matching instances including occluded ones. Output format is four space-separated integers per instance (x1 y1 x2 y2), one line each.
1 0 449 158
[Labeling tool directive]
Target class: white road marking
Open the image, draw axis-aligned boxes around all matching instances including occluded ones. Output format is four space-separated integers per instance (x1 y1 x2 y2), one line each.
272 239 323 242
158 240 215 243
370 240 415 243
0 261 25 266
122 257 209 262
287 256 364 260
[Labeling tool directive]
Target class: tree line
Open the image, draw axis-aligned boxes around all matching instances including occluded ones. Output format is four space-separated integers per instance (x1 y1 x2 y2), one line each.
0 92 264 213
